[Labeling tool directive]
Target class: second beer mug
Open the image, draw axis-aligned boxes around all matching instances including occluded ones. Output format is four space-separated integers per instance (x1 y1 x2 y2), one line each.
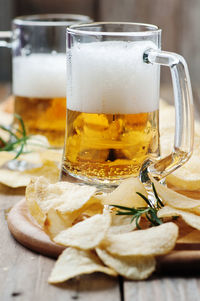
0 14 92 148
61 22 194 187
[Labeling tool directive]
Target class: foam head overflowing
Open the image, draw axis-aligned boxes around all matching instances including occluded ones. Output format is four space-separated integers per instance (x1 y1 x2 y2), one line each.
67 41 160 114
13 53 66 98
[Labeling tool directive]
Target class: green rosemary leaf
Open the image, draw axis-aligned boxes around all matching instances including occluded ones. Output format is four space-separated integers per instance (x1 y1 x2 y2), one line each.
15 113 26 136
152 183 164 208
172 216 179 221
116 211 137 216
14 142 25 159
149 209 163 225
112 184 164 229
0 125 19 140
135 215 141 229
112 204 136 211
136 192 153 208
0 114 48 159
0 136 6 145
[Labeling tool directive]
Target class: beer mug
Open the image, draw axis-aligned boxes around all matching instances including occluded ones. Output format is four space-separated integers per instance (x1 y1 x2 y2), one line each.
61 22 194 187
0 14 92 148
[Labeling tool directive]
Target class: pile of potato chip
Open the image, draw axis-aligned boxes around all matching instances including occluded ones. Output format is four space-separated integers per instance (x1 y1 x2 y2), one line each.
24 175 200 283
0 149 61 187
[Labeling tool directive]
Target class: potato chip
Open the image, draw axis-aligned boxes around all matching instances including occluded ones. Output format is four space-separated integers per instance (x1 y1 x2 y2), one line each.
26 176 97 214
108 213 138 235
97 177 147 208
54 210 111 249
81 202 104 217
0 110 13 125
26 176 101 233
101 222 178 256
160 106 175 133
26 160 59 183
48 247 117 283
152 179 200 213
165 134 200 191
22 135 50 153
166 152 200 191
0 151 15 166
96 248 156 280
39 149 62 164
44 208 77 238
0 160 59 188
158 206 200 231
159 101 200 190
26 192 46 227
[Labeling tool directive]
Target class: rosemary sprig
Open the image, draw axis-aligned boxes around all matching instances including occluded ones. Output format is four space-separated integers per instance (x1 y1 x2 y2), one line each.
0 114 33 159
112 183 164 229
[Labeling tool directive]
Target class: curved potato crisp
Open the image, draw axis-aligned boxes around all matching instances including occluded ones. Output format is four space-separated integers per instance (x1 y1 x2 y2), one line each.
97 177 147 208
44 208 78 238
158 206 200 231
96 248 156 280
54 211 111 249
108 213 138 235
0 151 15 166
26 176 98 214
48 247 117 283
152 179 200 214
160 101 200 191
101 222 178 256
26 176 101 233
0 159 59 188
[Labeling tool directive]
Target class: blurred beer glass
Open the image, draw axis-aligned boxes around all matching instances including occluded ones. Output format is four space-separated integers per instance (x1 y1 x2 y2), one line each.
0 14 92 148
61 22 194 187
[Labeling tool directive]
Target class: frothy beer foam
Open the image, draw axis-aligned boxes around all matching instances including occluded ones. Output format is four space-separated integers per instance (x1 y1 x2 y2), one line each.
13 54 66 98
67 41 160 114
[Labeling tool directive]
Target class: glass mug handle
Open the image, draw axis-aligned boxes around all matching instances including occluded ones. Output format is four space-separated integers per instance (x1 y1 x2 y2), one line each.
0 31 12 48
141 49 194 183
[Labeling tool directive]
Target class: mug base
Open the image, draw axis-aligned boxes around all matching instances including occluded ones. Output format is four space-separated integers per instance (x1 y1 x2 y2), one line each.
60 167 131 192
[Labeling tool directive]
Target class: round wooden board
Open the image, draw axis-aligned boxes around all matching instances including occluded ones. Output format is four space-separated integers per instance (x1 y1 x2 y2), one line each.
7 199 65 258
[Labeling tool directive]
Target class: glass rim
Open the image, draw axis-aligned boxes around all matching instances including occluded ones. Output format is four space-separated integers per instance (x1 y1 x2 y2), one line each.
67 22 161 36
13 13 93 26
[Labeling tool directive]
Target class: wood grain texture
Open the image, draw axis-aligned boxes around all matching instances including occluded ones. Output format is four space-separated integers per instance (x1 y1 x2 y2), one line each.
7 199 65 258
124 277 200 301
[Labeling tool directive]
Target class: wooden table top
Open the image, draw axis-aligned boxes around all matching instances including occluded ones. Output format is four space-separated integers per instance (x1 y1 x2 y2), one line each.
1 84 200 301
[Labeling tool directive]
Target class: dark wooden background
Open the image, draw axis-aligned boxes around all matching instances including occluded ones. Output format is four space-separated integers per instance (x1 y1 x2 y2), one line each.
0 0 200 100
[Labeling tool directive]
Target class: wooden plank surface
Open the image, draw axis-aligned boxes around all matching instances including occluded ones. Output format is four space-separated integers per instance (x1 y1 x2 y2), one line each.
124 277 200 301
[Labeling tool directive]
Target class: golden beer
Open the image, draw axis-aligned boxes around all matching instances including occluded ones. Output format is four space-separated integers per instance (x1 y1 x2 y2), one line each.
14 96 66 147
13 54 66 148
62 109 159 181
